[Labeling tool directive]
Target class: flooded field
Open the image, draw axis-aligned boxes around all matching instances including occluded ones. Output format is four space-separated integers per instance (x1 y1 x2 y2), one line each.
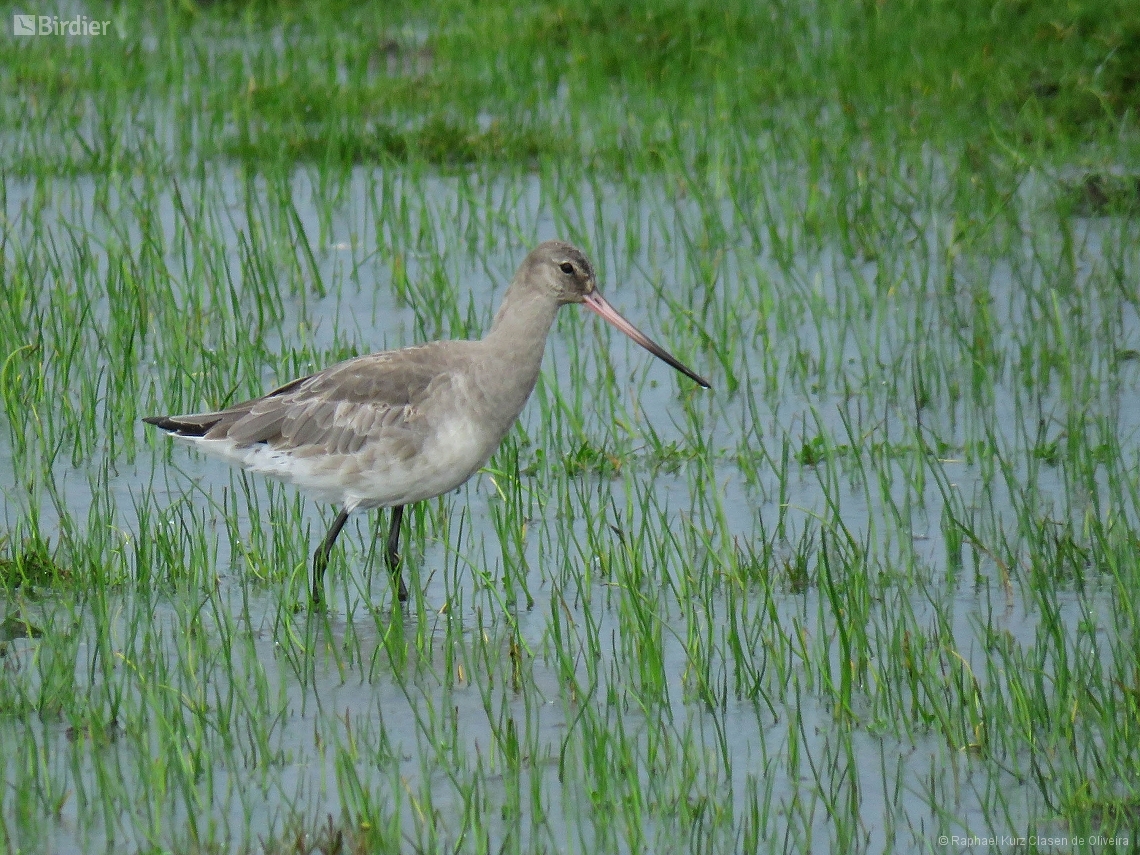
1 3 1139 853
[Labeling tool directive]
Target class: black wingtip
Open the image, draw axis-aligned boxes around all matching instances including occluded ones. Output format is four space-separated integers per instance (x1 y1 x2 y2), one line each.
142 414 218 437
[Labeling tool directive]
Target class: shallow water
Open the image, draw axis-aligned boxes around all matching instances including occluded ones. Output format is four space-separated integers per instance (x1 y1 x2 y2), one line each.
1 162 1137 853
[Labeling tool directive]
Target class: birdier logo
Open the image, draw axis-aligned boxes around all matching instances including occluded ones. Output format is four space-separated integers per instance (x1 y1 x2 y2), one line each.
13 13 112 36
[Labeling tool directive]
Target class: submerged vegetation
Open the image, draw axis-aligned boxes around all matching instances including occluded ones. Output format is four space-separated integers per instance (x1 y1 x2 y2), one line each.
0 0 1138 852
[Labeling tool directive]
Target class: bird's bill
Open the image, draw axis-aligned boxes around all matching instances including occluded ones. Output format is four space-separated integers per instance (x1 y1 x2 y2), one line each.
582 291 711 389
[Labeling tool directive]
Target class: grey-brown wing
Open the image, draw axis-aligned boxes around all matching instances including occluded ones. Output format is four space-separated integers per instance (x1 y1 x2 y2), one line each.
148 343 465 461
142 374 309 439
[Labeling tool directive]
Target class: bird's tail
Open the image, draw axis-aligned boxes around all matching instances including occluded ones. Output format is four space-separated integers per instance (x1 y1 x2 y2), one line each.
142 413 224 437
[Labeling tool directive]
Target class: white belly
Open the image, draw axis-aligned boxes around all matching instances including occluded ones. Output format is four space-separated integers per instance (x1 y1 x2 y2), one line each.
176 410 498 512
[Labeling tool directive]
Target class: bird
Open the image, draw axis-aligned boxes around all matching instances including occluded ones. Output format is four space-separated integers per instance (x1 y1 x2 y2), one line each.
144 240 710 604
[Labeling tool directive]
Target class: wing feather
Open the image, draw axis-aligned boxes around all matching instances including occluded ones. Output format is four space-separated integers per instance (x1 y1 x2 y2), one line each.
146 342 475 465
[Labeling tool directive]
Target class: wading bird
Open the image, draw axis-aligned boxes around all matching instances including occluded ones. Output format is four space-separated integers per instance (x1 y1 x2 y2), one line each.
145 241 710 604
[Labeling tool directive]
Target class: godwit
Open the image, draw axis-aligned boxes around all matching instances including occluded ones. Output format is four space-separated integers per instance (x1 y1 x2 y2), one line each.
144 241 710 604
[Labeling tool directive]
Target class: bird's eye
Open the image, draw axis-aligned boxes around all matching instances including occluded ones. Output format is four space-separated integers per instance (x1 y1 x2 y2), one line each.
559 262 575 275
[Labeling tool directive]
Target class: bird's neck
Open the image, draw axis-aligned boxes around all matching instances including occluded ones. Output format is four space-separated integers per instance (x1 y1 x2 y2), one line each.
485 283 560 359
478 283 560 421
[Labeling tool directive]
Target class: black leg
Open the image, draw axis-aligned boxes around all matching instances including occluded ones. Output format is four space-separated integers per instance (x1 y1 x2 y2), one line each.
387 505 408 602
311 508 351 604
